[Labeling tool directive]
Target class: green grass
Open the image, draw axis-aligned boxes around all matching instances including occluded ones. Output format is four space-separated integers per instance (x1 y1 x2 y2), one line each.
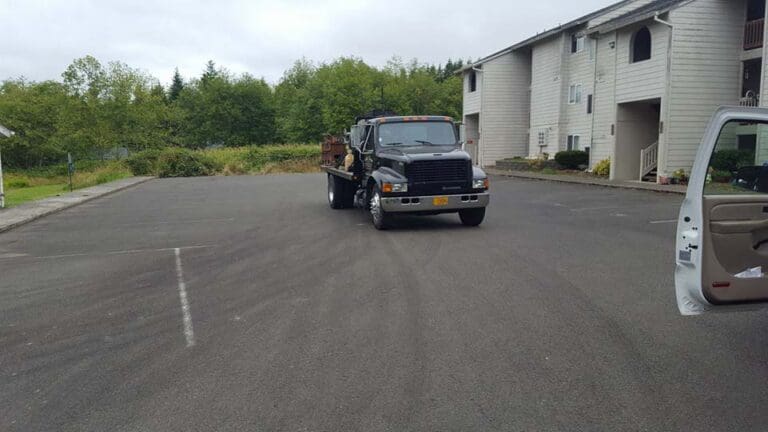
2 161 132 207
4 184 68 207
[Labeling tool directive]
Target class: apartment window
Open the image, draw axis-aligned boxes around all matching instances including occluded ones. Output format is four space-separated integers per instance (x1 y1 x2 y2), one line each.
468 71 477 92
631 27 652 63
587 94 593 114
571 35 585 53
566 135 581 151
568 84 583 104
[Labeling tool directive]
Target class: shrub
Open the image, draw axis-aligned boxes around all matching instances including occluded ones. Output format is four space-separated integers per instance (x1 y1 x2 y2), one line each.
157 148 221 177
554 150 589 169
244 144 320 169
125 149 164 176
593 158 610 177
710 149 753 172
70 163 132 188
711 169 732 183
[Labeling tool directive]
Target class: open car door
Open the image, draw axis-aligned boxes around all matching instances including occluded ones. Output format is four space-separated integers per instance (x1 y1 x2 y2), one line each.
676 107 768 315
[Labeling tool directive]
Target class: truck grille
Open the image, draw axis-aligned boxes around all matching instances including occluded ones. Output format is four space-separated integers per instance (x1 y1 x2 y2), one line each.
406 159 470 194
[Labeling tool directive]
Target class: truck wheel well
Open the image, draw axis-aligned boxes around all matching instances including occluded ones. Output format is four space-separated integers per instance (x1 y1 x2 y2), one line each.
367 178 377 193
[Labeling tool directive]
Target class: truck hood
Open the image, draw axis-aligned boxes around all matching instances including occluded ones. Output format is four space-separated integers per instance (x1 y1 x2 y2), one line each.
377 146 471 163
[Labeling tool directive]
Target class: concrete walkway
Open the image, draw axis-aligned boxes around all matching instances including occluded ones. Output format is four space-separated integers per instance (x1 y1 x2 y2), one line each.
486 168 687 195
0 176 153 233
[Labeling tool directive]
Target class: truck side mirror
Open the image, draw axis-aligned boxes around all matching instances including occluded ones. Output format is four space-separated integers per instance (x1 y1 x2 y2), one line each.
349 125 362 150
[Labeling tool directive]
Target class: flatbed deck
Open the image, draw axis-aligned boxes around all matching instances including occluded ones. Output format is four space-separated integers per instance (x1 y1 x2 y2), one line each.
322 165 358 181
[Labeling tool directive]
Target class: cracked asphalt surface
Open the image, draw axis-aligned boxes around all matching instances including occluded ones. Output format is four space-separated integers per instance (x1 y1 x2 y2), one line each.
2 174 767 431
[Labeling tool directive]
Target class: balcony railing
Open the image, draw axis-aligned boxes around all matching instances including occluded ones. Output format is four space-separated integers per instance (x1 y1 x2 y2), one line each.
639 141 658 181
744 18 764 50
740 90 760 107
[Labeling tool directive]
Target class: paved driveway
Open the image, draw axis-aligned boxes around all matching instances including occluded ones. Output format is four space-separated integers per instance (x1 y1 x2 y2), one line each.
1 174 766 431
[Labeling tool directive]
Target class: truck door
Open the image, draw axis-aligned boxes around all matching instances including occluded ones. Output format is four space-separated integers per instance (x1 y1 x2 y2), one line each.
361 125 376 180
676 107 768 315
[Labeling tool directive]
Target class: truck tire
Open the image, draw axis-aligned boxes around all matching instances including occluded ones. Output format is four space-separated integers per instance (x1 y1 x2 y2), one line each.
341 180 356 208
459 207 485 227
328 174 343 209
369 185 392 230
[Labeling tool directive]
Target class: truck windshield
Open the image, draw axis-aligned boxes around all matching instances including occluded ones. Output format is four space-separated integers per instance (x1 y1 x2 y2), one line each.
378 121 457 147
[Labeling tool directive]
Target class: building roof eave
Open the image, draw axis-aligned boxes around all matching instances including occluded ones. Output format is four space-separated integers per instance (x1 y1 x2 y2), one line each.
587 0 686 35
455 0 641 74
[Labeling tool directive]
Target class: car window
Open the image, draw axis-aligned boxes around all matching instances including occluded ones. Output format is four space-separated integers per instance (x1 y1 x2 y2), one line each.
704 120 768 196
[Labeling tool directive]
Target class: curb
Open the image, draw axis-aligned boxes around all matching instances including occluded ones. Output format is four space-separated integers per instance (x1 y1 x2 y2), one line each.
0 177 154 234
486 169 687 195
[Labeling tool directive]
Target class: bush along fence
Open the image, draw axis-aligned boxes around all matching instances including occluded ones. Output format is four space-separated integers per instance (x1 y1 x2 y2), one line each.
124 144 322 177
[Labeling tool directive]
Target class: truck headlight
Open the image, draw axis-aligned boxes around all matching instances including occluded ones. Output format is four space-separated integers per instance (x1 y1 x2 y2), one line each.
473 178 489 189
383 182 408 193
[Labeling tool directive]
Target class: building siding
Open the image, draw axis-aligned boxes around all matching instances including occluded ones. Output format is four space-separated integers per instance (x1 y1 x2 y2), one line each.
478 52 532 166
665 0 745 175
591 32 618 166
562 33 597 154
614 21 669 104
529 36 564 157
463 71 482 115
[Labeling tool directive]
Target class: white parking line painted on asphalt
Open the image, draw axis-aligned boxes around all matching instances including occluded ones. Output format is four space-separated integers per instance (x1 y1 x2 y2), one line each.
0 245 216 261
649 219 677 224
174 248 196 348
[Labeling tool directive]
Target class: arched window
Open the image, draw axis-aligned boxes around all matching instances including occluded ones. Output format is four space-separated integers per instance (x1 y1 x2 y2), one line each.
631 27 652 63
468 71 477 92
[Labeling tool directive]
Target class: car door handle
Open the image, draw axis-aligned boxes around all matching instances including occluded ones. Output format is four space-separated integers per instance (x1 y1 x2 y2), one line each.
711 219 768 234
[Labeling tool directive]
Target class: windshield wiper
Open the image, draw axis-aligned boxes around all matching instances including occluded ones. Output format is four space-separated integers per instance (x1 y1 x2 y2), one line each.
415 140 457 146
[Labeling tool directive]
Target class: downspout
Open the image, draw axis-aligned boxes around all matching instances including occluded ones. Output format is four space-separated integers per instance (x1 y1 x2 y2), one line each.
655 12 674 183
590 35 599 170
472 65 485 166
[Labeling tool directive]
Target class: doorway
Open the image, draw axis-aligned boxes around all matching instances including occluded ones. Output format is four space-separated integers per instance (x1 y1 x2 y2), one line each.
614 99 661 181
464 114 480 165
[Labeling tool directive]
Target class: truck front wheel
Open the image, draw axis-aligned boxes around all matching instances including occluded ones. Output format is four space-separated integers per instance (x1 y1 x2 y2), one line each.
328 174 344 209
369 185 392 230
459 207 485 227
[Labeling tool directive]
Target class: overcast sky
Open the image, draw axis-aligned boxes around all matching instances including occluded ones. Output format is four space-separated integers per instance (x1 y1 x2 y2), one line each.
0 0 615 85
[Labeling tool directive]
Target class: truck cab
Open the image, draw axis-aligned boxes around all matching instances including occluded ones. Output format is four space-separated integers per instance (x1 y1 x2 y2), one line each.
324 115 489 229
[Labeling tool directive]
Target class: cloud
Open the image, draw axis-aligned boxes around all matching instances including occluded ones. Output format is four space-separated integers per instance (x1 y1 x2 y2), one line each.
0 0 615 85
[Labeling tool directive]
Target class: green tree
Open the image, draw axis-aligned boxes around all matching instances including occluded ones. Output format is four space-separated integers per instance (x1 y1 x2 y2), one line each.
313 57 381 134
274 59 324 143
177 66 275 147
168 68 184 102
0 79 71 167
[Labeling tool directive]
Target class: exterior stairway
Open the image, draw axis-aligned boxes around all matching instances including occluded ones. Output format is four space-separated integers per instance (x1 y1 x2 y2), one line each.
639 142 658 182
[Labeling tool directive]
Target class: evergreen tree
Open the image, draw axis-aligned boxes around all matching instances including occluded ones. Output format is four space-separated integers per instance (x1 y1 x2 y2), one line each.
168 68 184 102
200 60 218 87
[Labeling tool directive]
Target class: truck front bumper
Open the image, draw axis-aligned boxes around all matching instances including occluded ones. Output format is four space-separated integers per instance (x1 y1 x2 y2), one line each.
380 192 489 213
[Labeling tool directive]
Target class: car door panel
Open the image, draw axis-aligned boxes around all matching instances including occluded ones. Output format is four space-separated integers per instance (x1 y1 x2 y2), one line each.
702 196 768 304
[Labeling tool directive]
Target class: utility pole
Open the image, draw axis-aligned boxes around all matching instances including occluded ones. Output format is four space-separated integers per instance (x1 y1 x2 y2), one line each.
0 124 14 209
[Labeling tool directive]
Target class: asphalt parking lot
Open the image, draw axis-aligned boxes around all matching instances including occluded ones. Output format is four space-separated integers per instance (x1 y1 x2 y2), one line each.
2 173 768 431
